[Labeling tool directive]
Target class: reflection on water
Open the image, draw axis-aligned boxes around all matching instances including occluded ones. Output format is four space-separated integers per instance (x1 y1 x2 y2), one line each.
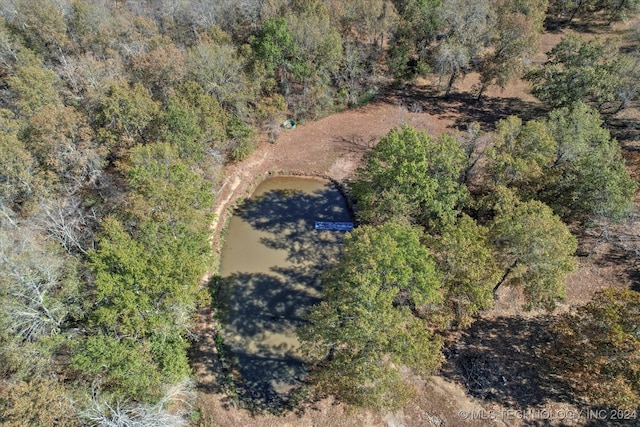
218 176 352 409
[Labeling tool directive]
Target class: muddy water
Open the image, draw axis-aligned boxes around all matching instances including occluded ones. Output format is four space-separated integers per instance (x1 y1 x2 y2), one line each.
218 176 352 407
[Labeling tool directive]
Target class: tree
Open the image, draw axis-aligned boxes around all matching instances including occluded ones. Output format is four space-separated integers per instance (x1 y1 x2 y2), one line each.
299 222 444 409
434 0 494 96
428 214 501 328
486 115 557 196
485 104 637 224
387 0 442 79
0 227 82 343
542 102 637 223
186 40 252 114
0 377 79 427
487 188 577 309
476 0 548 98
550 0 640 23
0 109 42 212
89 215 208 339
129 41 187 97
525 35 625 112
552 288 640 409
351 125 469 229
251 17 300 95
9 0 69 58
123 142 214 229
6 51 61 118
23 104 105 193
94 82 160 156
72 334 164 402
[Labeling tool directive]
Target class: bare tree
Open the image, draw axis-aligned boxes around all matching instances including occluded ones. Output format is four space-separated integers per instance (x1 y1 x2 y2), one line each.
36 195 97 255
80 381 195 427
0 228 78 342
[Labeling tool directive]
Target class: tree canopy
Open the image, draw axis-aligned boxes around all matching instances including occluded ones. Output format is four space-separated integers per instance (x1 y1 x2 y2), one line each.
553 288 640 409
351 125 469 229
299 222 444 409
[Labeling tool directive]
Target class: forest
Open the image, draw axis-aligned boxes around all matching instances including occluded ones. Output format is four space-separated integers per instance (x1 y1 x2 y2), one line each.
0 0 639 425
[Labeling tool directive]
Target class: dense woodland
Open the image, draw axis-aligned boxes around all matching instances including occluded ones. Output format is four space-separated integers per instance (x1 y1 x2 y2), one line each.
1 0 640 425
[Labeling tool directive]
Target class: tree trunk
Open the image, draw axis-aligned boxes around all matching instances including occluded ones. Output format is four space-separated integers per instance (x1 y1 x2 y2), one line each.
493 261 517 299
445 69 457 98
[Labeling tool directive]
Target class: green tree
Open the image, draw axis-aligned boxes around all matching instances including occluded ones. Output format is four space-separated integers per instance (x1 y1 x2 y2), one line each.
486 104 636 224
388 0 442 79
72 334 163 402
6 51 61 118
551 0 640 23
525 35 625 111
251 17 300 95
435 0 494 96
351 125 469 229
94 82 161 155
552 288 640 409
0 109 42 211
300 222 444 409
429 214 501 328
488 188 577 309
10 0 69 58
542 102 637 223
186 40 252 113
123 142 214 228
487 115 557 196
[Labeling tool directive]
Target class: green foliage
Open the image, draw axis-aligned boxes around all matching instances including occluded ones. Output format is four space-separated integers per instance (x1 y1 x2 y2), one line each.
10 0 68 57
488 189 577 309
300 222 444 409
551 0 640 22
0 109 42 211
478 0 548 96
429 214 500 327
487 115 557 196
186 41 252 112
251 17 299 77
553 288 640 409
526 35 625 111
90 216 209 338
6 51 61 117
388 0 442 79
94 82 161 155
150 332 191 382
352 125 469 229
72 335 163 402
124 142 214 228
542 102 637 222
486 104 637 224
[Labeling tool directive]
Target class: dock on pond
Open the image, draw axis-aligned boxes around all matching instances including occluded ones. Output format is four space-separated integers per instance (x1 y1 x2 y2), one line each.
314 221 354 231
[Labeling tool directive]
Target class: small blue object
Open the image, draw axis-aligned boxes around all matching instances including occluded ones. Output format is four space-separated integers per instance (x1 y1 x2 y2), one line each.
315 221 354 231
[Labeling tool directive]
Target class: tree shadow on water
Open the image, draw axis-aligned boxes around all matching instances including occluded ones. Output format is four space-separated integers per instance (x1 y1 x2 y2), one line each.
217 181 352 412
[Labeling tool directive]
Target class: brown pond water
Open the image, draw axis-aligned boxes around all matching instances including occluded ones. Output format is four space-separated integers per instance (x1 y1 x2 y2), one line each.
218 176 352 408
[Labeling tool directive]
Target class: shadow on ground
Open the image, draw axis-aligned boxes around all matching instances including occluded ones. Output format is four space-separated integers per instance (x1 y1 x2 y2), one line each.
215 180 352 412
441 316 575 409
383 85 548 132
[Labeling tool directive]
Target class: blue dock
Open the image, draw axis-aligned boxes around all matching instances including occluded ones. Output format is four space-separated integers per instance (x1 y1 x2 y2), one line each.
314 221 354 231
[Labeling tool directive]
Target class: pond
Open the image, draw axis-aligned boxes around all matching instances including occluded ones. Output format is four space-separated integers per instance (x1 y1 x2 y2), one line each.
217 176 352 408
